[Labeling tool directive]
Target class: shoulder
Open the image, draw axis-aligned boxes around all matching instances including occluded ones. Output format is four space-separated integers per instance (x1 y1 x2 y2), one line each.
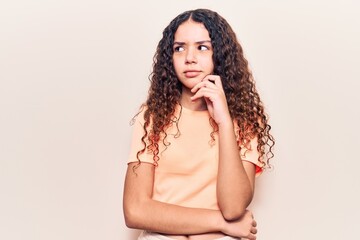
130 104 149 126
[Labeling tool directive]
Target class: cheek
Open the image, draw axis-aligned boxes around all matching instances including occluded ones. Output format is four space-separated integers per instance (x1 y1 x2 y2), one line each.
172 57 181 72
209 60 214 70
204 58 214 72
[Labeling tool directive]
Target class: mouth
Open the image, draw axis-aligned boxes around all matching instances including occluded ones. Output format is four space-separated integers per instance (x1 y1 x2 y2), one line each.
184 70 201 78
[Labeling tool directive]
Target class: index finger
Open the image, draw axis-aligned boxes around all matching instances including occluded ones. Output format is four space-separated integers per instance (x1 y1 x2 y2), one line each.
203 75 223 88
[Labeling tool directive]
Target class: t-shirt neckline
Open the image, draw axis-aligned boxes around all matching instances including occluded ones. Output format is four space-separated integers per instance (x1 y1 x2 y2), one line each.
178 103 210 116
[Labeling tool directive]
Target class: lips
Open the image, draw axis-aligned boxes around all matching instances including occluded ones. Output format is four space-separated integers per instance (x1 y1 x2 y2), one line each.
184 70 201 78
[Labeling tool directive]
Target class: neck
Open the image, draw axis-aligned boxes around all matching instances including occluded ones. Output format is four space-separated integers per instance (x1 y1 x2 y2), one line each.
180 87 207 111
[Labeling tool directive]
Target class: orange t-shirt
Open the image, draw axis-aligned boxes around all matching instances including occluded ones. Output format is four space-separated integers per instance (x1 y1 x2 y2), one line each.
127 105 264 210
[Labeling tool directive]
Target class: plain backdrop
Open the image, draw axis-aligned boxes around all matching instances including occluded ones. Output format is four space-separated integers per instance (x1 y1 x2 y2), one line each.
1 0 359 239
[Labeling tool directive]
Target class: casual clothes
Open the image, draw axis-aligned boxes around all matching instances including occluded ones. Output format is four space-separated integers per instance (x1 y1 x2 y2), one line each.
128 104 262 238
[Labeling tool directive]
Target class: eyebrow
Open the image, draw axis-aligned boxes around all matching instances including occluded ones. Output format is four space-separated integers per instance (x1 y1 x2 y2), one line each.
173 40 212 45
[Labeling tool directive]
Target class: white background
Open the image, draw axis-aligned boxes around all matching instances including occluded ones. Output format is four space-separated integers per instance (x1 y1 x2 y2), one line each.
1 0 359 239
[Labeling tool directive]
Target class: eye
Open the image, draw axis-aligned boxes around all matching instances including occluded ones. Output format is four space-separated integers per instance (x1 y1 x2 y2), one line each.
174 46 185 52
198 45 209 51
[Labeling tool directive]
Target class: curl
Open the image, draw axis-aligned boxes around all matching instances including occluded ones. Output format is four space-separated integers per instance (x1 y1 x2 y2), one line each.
134 9 275 170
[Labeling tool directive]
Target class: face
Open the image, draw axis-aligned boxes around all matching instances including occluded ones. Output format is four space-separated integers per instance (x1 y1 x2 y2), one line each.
172 20 214 90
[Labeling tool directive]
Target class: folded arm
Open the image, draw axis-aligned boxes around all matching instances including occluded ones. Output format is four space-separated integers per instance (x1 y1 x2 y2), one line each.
124 162 224 234
123 162 256 239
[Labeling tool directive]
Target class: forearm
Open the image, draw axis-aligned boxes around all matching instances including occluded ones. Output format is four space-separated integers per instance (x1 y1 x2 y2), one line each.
124 163 226 235
217 121 253 220
124 197 224 234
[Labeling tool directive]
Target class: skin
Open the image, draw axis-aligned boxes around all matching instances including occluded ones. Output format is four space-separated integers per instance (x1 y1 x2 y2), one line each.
123 20 258 240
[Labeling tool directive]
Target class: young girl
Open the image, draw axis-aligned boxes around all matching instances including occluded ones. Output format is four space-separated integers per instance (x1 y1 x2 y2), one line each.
123 9 274 240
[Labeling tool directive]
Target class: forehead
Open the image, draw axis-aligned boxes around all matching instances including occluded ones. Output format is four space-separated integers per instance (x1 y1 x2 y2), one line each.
174 20 210 42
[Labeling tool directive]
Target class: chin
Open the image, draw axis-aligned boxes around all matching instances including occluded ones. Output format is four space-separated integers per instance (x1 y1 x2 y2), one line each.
189 80 202 89
180 78 200 89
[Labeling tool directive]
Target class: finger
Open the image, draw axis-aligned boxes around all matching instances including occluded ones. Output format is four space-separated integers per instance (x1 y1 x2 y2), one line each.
191 80 216 93
205 75 223 88
204 97 212 109
246 233 256 240
203 81 217 90
203 75 217 84
191 82 206 93
251 227 257 234
252 220 257 227
192 86 212 96
190 88 216 101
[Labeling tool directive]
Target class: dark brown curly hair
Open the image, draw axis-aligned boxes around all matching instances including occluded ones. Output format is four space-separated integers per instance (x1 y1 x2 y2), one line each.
134 8 275 170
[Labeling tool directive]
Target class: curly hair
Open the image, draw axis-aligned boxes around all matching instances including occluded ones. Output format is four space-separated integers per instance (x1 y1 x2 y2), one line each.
134 8 275 170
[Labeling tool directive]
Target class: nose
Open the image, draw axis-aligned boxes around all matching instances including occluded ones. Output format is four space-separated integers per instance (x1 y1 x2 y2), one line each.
185 47 197 64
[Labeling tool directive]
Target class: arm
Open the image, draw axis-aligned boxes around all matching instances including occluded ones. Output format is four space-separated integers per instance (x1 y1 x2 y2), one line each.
123 162 257 239
190 75 256 221
124 162 223 234
217 121 256 221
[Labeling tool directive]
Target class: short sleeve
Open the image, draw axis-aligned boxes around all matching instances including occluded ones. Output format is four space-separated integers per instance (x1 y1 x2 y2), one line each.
239 137 264 176
234 123 265 177
127 109 155 165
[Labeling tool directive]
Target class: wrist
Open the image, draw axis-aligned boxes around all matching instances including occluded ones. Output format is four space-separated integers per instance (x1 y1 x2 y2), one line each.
217 116 233 129
214 211 227 233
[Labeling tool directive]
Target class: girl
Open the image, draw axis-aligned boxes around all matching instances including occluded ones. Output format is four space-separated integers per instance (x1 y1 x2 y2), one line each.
123 9 274 240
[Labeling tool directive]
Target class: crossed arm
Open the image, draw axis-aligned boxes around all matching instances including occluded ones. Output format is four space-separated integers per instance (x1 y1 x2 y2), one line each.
124 76 258 238
123 157 257 239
